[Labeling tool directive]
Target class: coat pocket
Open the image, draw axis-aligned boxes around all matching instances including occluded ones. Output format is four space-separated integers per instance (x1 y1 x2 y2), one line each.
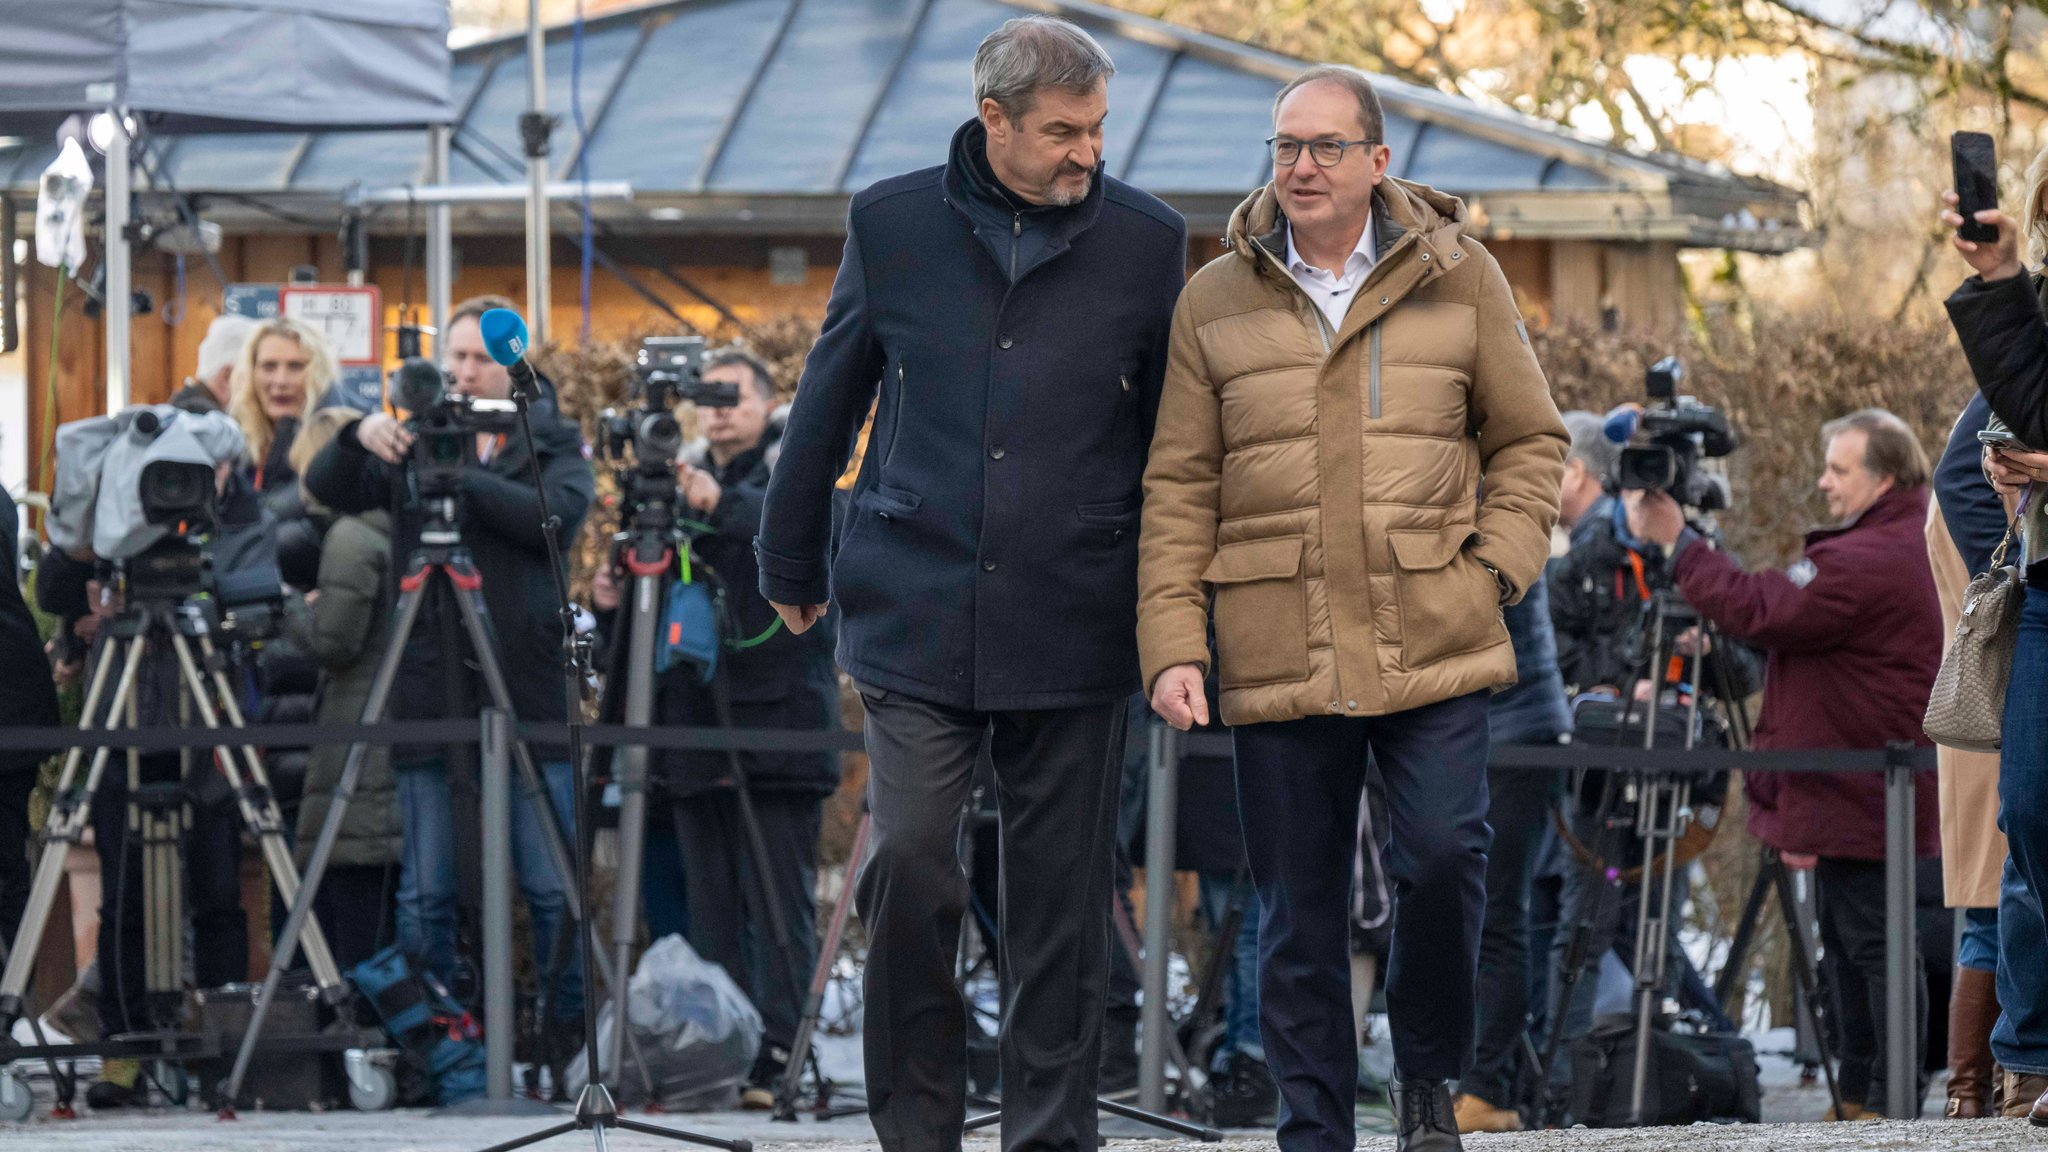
1202 535 1309 688
1388 525 1498 668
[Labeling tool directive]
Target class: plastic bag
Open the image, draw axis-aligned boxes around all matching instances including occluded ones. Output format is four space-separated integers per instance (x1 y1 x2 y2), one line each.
566 933 761 1110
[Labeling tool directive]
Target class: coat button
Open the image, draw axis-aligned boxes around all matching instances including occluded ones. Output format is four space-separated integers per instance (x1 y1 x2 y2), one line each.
989 445 1006 460
983 559 997 572
1380 296 1389 305
1420 253 1430 262
999 336 1014 349
1346 700 1359 710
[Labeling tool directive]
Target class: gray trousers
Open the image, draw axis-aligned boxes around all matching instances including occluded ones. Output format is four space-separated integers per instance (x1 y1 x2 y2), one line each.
853 682 1126 1152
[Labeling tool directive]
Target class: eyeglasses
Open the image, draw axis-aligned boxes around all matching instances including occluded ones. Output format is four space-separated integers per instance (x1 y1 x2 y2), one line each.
1267 136 1376 168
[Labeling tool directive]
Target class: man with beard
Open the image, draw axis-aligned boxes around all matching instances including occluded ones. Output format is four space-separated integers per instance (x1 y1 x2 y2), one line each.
757 16 1187 1152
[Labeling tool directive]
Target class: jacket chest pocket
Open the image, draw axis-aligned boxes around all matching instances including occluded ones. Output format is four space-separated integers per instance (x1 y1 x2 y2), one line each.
1203 535 1309 688
1388 526 1498 668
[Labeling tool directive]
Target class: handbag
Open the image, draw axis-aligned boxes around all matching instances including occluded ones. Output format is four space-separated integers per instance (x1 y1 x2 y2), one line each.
1924 487 2031 752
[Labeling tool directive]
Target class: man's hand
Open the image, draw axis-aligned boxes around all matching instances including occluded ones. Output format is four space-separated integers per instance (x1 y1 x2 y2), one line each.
1150 663 1210 731
770 601 830 635
1987 444 2048 496
1675 627 1712 657
678 463 722 514
1943 191 2025 283
357 412 415 465
1624 489 1686 547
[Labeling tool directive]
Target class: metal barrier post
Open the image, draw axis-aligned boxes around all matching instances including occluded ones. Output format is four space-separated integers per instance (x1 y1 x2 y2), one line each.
483 708 515 1101
1884 741 1918 1119
1138 722 1181 1114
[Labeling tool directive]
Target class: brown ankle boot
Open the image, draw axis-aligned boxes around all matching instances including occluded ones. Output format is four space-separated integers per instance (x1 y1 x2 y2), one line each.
1949 967 1999 1118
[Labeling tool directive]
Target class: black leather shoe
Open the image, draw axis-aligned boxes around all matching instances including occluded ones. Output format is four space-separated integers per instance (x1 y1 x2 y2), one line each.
1391 1077 1463 1152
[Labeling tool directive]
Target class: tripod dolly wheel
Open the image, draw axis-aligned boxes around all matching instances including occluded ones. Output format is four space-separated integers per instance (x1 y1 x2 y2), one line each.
0 1069 31 1122
347 1063 397 1112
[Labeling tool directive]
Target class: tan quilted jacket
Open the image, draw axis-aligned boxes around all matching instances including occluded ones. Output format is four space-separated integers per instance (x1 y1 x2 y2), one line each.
1137 178 1568 726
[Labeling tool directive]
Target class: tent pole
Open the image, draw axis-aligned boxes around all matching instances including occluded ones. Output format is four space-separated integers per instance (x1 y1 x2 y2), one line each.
104 105 131 412
428 124 452 350
523 0 551 345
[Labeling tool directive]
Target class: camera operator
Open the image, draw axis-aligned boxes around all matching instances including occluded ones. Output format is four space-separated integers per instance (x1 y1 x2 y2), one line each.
0 486 60 948
1627 408 1942 1119
35 408 270 1109
591 347 837 1106
169 314 258 414
304 293 595 1089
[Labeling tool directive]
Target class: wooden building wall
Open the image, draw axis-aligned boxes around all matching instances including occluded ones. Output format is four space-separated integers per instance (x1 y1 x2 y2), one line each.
21 230 1681 495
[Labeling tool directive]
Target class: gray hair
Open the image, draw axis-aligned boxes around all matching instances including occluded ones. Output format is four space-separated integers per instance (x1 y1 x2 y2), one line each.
973 16 1115 119
1562 410 1620 478
1272 64 1386 145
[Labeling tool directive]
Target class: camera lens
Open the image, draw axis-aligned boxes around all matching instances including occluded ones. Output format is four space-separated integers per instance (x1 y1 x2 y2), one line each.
637 412 683 456
138 460 215 526
392 357 447 412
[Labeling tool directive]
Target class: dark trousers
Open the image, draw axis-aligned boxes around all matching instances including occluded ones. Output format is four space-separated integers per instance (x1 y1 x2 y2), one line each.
1816 855 1925 1114
1461 761 1555 1109
1234 693 1490 1152
94 753 246 1037
0 769 35 953
313 864 399 974
855 684 1126 1152
668 790 822 1056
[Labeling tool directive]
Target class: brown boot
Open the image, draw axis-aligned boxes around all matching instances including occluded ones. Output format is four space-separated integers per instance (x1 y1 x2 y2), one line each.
2001 1071 2048 1119
2033 1084 2048 1128
1948 967 1999 1118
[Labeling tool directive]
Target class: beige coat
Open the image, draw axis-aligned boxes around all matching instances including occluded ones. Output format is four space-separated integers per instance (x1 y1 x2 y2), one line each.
1137 179 1568 726
1928 503 2006 908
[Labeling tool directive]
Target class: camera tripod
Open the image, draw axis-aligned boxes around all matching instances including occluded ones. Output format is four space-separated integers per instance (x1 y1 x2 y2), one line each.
0 579 355 1113
221 497 651 1115
597 521 813 1101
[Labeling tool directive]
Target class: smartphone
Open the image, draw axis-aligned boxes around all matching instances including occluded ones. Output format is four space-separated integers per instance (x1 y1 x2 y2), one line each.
1980 427 2029 452
1953 131 2000 243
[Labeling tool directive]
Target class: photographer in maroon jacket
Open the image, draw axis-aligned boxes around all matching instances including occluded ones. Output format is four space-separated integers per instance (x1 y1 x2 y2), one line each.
1628 409 1942 1119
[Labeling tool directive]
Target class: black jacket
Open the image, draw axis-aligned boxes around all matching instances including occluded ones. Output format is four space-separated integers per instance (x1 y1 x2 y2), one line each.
757 118 1187 710
610 423 840 797
2 491 60 774
1948 270 2048 449
303 381 595 751
1936 392 2010 577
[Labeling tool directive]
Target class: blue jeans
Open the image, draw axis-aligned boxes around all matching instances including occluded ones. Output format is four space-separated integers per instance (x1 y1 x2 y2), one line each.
1196 871 1263 1065
396 757 585 1020
1961 905 2000 973
1995 590 2048 1074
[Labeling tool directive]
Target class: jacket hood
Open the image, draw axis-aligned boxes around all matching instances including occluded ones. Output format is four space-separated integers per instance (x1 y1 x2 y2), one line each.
1226 177 1468 278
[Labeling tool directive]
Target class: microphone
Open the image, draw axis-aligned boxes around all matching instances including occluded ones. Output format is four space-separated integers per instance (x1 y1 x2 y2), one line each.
478 307 541 400
1602 403 1643 444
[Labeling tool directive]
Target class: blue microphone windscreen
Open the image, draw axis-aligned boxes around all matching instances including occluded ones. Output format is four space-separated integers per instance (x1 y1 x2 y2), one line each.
478 308 529 367
1603 406 1640 444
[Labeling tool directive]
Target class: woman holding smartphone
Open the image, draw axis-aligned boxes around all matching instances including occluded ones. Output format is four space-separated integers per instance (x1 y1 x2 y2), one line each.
1943 151 2048 1124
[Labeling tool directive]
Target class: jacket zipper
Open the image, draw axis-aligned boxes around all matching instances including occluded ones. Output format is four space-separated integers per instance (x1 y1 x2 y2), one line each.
1009 213 1021 281
1369 322 1382 420
883 363 906 470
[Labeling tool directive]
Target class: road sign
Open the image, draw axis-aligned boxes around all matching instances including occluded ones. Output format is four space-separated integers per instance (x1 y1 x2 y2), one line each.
280 285 382 365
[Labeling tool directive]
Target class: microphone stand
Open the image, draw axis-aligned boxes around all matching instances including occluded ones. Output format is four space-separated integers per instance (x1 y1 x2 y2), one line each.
474 357 748 1152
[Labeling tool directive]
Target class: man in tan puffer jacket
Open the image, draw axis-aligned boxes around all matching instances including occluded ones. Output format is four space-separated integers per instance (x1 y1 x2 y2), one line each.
1137 65 1567 1152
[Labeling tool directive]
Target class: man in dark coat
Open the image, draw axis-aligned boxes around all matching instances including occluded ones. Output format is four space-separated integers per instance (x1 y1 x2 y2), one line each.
0 489 60 949
755 16 1185 1152
1630 408 1943 1119
304 293 595 1085
594 349 838 1105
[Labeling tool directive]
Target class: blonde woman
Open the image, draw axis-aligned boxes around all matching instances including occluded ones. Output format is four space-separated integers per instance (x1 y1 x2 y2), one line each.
229 316 336 495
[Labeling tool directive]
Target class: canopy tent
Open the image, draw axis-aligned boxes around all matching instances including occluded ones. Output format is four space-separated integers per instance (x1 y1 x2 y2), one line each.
0 0 454 409
0 0 453 132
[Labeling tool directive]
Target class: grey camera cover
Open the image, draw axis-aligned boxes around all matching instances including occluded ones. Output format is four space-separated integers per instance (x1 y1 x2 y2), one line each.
49 406 245 561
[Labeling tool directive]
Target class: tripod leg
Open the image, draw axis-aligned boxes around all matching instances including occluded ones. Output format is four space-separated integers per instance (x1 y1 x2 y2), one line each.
1712 850 1773 1013
221 578 429 1112
167 633 347 995
0 635 141 1018
1773 862 1844 1116
606 571 663 1085
773 810 869 1120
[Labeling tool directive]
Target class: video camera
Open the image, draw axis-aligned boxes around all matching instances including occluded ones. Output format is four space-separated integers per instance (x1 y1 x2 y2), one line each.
390 358 519 499
1612 357 1738 512
598 337 729 531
